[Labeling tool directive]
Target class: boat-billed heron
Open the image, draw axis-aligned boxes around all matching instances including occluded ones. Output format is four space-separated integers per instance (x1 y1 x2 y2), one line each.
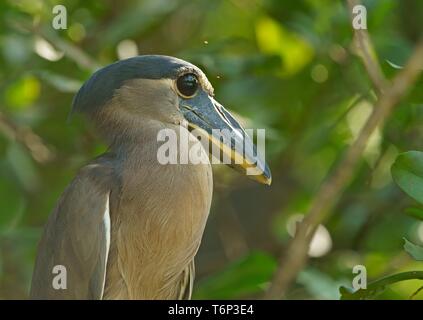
30 55 271 299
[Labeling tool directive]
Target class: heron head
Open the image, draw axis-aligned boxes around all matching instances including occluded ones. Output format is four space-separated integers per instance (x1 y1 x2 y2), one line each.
72 55 271 185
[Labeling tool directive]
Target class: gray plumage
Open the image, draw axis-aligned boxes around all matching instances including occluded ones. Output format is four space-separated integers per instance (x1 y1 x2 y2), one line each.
71 55 212 115
31 55 270 300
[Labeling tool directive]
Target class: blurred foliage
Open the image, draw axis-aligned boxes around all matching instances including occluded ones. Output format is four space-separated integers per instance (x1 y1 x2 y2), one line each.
193 252 276 299
392 151 423 204
403 238 423 261
0 0 422 299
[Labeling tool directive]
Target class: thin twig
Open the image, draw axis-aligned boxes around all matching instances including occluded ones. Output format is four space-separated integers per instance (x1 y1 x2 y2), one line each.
341 271 423 300
0 111 54 163
347 0 387 93
409 285 423 300
264 10 423 299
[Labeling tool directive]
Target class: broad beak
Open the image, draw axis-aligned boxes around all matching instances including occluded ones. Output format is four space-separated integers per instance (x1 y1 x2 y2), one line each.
180 91 271 185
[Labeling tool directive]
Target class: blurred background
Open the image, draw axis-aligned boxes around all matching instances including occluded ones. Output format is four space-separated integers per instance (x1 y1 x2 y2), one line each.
0 0 422 299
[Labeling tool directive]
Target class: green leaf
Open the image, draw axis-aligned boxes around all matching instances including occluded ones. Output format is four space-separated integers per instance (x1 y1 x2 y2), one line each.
298 268 344 299
193 252 276 299
391 151 423 204
4 75 41 110
255 15 314 76
403 238 423 261
405 207 423 221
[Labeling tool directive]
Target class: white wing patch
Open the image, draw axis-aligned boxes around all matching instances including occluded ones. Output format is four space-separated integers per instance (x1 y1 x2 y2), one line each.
100 192 111 299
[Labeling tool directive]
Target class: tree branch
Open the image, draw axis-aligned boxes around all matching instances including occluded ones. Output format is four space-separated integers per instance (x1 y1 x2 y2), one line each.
0 111 54 163
264 4 423 299
347 0 387 93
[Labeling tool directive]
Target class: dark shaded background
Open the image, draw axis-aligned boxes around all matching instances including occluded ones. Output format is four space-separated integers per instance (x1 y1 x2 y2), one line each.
0 0 422 299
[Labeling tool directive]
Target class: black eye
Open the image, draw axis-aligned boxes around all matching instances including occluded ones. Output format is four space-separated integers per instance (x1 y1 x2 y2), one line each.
176 73 199 98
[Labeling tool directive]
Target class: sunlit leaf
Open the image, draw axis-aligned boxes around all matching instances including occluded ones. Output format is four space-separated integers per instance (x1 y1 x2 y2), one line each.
5 75 41 109
67 23 86 42
255 16 314 76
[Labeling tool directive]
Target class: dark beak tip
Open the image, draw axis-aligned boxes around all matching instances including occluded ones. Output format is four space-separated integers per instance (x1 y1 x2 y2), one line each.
252 173 272 186
263 174 272 186
265 176 272 186
264 164 272 186
254 165 272 186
